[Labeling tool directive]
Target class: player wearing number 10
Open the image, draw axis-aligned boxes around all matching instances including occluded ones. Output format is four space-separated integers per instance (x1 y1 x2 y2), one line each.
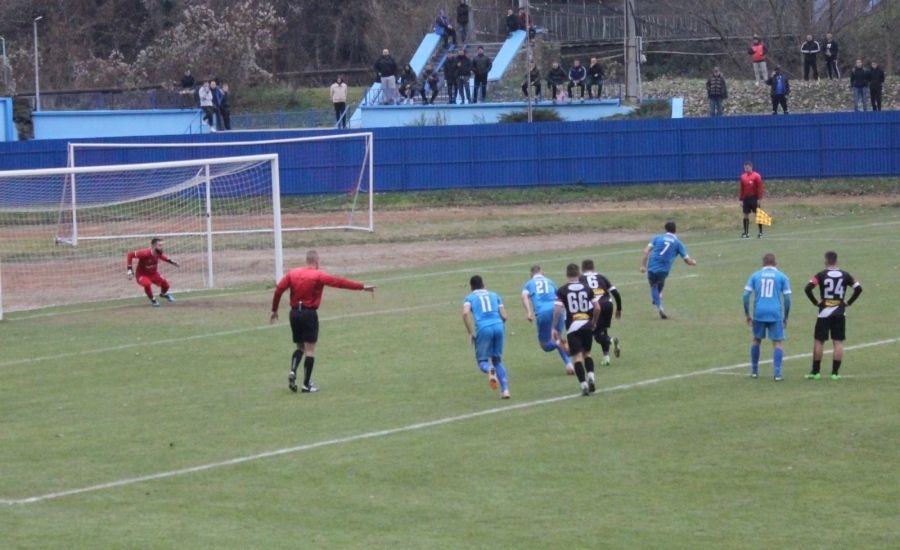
743 253 792 380
640 222 697 319
463 275 511 399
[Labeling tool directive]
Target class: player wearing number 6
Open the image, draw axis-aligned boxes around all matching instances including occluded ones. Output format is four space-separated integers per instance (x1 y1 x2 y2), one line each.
640 221 697 319
463 275 511 399
803 251 863 380
126 238 179 307
743 253 792 380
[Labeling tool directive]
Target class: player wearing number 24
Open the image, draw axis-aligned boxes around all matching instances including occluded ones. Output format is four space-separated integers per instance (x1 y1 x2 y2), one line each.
743 253 792 380
126 237 179 307
803 251 863 380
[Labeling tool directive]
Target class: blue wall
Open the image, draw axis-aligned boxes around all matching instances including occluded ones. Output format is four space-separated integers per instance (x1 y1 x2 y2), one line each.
32 109 205 140
0 111 898 194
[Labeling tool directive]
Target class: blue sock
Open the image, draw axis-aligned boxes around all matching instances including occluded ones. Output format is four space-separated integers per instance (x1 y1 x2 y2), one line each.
556 346 570 365
774 348 784 378
492 358 509 391
650 286 661 307
750 344 760 374
478 360 490 374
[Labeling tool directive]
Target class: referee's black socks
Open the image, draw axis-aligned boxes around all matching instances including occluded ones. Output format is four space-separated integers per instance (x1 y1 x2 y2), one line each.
303 356 316 387
811 360 821 375
291 350 303 375
743 219 749 234
832 360 841 376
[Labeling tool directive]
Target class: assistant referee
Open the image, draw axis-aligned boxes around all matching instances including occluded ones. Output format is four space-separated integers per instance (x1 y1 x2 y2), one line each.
270 250 376 393
739 160 764 239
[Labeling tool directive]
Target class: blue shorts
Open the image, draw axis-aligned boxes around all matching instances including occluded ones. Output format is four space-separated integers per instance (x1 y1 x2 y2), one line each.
535 309 564 344
647 271 669 287
475 323 505 360
752 320 785 341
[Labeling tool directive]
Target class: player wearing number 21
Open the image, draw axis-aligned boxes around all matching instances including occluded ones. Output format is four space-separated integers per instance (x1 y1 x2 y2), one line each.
803 251 863 380
126 237 179 307
552 263 601 396
463 275 511 399
640 222 697 319
743 253 792 380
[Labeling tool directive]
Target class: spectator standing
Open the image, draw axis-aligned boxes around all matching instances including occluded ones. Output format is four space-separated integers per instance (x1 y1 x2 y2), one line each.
706 67 728 117
823 33 840 79
374 49 399 105
587 58 604 99
435 9 458 50
180 69 196 108
850 60 870 112
471 46 493 103
454 49 473 104
869 61 885 111
522 61 541 100
219 83 232 130
330 76 348 127
456 0 471 47
800 35 820 81
505 9 519 37
210 80 224 130
546 62 567 102
766 67 790 115
748 36 768 86
419 63 440 105
398 63 418 105
567 59 587 101
198 80 216 132
444 52 457 104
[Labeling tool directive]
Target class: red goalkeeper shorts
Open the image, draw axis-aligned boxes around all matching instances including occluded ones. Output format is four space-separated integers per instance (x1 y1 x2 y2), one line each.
136 273 168 289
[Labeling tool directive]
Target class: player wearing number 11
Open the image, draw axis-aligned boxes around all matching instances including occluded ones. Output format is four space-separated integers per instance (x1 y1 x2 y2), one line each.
463 275 511 399
743 253 792 380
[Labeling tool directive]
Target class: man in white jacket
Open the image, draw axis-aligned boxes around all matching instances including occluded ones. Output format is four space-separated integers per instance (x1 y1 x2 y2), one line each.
198 80 216 132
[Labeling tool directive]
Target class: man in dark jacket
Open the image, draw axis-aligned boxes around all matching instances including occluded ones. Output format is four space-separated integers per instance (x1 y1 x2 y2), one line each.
471 46 493 103
505 9 519 37
522 61 541 100
374 49 399 105
218 83 231 130
765 68 790 115
587 58 604 99
869 61 885 111
823 33 840 80
849 59 869 112
800 35 820 81
567 59 587 100
454 49 472 104
419 63 440 105
546 62 567 101
443 53 457 104
435 9 457 49
706 67 727 117
456 0 470 46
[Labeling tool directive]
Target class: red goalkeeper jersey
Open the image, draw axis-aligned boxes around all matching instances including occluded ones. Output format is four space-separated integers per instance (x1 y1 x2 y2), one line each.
127 249 169 277
272 267 364 311
739 171 764 199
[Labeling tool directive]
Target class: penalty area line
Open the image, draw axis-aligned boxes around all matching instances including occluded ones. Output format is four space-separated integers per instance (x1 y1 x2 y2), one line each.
3 336 896 506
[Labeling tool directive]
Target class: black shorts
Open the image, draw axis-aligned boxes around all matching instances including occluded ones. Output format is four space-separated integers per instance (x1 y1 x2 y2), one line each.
814 316 846 342
742 195 759 215
566 324 594 356
289 307 319 344
594 301 614 333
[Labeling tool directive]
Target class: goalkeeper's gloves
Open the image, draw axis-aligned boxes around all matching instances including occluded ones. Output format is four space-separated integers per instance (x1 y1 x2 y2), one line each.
126 267 134 280
169 260 180 268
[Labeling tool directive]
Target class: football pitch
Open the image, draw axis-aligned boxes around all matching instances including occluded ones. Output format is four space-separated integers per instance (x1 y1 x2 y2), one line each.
2 209 899 548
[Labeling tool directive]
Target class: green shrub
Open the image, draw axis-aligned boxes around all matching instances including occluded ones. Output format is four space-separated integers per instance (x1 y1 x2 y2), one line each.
497 109 564 123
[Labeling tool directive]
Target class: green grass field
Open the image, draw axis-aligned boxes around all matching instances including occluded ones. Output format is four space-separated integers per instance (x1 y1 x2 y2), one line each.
3 208 900 548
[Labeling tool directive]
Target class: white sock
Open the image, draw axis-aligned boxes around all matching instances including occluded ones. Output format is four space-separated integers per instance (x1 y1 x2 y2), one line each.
604 355 610 362
588 372 595 382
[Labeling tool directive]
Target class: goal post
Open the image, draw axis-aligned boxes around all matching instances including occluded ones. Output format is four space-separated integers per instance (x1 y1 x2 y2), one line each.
0 154 284 317
67 132 375 234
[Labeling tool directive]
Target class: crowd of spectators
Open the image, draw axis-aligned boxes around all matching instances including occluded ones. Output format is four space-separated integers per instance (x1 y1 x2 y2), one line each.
181 71 230 132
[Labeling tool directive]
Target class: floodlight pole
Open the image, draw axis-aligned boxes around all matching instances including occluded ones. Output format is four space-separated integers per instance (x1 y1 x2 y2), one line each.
1 37 7 94
525 0 533 123
623 0 640 105
33 16 43 111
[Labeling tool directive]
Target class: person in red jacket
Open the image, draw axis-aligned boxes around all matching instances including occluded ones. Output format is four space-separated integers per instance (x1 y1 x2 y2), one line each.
126 238 180 306
748 36 768 86
739 161 764 239
270 250 376 393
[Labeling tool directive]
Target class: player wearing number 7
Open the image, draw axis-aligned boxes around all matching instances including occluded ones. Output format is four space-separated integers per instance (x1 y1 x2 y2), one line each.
640 221 697 319
463 275 511 399
743 253 792 380
126 238 179 307
803 251 863 380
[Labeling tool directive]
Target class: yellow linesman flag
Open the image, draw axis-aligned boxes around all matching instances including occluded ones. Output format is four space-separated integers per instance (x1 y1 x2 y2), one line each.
755 208 772 226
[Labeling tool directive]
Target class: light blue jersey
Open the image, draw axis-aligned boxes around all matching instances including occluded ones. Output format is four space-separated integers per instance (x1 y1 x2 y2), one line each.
522 275 558 315
744 266 792 322
647 233 689 274
464 290 505 329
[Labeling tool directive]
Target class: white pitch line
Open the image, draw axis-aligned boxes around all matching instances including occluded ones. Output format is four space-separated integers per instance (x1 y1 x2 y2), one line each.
3 336 896 506
0 304 434 369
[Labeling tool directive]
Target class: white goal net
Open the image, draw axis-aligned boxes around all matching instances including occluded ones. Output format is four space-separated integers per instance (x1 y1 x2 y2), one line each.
0 155 284 318
68 133 374 234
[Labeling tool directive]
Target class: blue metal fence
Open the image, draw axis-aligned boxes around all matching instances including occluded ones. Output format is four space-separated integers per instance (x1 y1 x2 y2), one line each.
0 111 898 194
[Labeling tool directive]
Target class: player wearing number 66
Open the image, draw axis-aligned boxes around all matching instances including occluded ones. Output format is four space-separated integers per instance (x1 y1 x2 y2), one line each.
640 221 697 319
743 253 792 381
463 275 511 399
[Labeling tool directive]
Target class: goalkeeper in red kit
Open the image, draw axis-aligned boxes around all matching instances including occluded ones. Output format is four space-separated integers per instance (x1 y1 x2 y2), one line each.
270 250 376 393
126 238 180 307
